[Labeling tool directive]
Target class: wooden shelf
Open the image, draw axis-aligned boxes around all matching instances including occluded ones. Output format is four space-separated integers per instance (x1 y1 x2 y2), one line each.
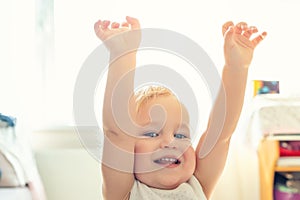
258 139 279 200
275 166 300 172
258 138 300 200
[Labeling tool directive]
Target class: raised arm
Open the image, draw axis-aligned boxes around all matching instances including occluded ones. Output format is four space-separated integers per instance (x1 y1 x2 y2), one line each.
94 16 140 200
194 21 267 198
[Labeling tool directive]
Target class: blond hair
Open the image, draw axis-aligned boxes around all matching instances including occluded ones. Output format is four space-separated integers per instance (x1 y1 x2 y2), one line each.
134 85 174 112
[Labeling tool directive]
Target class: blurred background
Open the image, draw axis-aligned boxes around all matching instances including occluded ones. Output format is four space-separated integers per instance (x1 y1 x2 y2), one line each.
1 0 300 199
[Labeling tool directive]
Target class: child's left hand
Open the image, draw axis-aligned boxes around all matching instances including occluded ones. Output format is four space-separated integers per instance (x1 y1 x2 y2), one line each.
94 16 141 55
222 21 267 69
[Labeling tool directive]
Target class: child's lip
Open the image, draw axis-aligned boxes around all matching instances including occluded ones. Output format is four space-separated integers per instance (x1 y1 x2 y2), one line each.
153 156 181 165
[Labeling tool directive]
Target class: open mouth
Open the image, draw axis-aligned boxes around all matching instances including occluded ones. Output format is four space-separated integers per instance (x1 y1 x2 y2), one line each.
154 157 181 165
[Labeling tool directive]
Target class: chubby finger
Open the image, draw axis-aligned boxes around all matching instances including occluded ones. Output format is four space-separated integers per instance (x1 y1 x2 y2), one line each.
94 20 102 33
224 26 234 40
235 22 247 34
111 22 120 29
250 26 258 33
122 22 129 27
222 21 234 36
101 20 111 29
94 20 107 39
252 31 267 47
242 26 258 39
126 16 140 29
236 22 248 29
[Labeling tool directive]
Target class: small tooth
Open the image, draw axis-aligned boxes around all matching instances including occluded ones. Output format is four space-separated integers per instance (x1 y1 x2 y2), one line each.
160 158 177 162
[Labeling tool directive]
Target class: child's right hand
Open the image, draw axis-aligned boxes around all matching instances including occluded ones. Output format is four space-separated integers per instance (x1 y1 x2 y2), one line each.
94 16 141 55
222 21 267 69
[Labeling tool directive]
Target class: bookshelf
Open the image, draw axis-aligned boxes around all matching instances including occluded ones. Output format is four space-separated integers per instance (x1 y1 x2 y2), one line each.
258 135 300 200
249 94 300 199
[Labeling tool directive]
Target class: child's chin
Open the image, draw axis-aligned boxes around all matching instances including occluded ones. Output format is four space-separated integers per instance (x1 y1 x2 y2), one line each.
142 175 190 190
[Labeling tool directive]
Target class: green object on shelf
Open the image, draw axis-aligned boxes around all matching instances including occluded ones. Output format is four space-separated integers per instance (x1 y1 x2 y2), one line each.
276 183 299 194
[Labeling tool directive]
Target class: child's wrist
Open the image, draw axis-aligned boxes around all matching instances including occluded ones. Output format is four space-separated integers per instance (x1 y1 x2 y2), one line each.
223 64 249 77
224 64 250 72
110 50 137 60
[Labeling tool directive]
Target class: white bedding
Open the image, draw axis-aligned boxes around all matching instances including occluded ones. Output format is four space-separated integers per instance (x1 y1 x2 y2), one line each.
246 94 300 147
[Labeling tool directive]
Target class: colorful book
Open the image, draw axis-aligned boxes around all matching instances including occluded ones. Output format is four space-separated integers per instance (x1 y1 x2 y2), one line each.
253 80 280 96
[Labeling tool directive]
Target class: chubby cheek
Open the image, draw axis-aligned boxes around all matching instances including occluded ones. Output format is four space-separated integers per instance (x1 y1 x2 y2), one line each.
185 146 196 159
135 139 156 153
183 147 196 171
134 140 158 173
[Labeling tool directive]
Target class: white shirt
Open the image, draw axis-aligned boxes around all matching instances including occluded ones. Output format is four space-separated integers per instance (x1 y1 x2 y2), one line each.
129 175 207 200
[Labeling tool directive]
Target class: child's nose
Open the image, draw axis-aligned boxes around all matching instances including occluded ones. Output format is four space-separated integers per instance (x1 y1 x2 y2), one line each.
160 135 175 149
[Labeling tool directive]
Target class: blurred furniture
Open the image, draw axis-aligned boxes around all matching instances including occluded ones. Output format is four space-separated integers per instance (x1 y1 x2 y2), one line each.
248 95 300 199
0 113 46 200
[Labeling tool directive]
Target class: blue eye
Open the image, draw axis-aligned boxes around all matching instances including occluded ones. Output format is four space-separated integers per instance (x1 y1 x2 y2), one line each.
174 133 187 139
144 132 159 138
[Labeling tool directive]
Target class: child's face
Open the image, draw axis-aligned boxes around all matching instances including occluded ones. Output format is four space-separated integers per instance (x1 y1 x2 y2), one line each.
134 95 196 189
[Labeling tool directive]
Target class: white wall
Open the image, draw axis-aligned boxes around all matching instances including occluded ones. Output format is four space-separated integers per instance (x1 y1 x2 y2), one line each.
2 0 300 128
